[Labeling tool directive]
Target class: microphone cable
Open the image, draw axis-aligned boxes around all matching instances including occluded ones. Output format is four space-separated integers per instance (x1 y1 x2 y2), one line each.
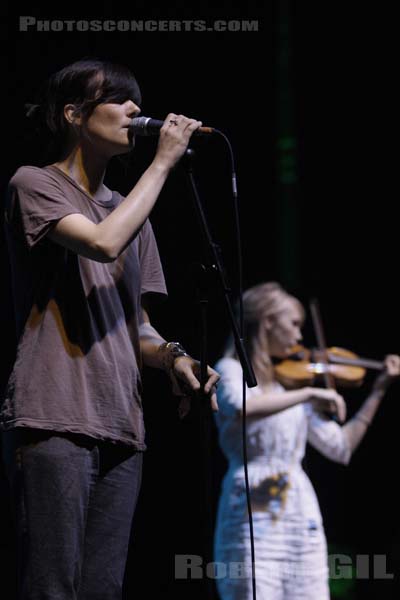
212 129 257 600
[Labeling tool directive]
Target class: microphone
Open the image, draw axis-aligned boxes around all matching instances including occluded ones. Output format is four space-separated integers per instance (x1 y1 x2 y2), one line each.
129 116 214 136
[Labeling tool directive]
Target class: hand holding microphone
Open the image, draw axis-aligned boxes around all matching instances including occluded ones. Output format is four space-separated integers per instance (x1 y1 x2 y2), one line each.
129 115 214 136
139 113 209 171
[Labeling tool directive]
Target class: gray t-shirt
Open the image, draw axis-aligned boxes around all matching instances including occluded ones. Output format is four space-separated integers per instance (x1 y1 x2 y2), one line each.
1 165 167 450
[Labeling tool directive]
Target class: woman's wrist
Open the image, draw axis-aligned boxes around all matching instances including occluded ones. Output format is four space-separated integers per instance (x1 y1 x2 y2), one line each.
300 387 313 403
370 383 387 397
353 412 372 428
150 156 173 175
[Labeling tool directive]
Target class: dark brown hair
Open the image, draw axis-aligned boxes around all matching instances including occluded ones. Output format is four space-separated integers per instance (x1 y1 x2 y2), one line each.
26 58 141 160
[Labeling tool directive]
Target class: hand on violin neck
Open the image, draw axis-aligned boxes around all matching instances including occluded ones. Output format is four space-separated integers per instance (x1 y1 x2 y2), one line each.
383 354 400 377
372 354 400 393
308 387 347 423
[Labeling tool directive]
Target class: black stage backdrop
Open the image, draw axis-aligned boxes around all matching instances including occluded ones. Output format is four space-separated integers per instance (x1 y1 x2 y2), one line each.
1 2 399 599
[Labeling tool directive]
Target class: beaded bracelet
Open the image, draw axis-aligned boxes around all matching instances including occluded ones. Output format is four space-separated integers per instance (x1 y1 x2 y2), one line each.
354 413 372 427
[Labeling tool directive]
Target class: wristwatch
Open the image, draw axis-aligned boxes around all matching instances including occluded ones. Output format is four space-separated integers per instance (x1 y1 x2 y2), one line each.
159 341 189 372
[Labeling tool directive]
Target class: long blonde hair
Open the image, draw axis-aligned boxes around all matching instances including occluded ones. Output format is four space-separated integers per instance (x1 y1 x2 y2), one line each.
224 282 304 386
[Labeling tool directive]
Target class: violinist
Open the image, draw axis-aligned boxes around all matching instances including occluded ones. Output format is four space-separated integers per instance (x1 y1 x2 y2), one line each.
213 281 400 600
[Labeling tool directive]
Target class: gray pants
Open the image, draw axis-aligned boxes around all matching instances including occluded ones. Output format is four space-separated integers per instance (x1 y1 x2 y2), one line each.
2 429 143 600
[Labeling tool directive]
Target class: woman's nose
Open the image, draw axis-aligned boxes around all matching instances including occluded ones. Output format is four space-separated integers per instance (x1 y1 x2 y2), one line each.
126 100 140 118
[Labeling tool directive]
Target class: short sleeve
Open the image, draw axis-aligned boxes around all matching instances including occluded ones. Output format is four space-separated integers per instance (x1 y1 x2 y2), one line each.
5 166 81 248
214 357 244 418
138 219 167 297
306 403 351 465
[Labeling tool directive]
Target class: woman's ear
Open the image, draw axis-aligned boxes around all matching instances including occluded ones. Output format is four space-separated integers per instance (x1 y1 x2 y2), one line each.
64 104 82 126
264 316 274 332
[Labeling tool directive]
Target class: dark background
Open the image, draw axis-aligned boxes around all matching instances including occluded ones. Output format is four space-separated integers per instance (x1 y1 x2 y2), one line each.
1 2 399 598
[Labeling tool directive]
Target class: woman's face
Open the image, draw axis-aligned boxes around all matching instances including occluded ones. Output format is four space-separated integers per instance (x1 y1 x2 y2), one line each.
81 99 140 156
265 299 303 359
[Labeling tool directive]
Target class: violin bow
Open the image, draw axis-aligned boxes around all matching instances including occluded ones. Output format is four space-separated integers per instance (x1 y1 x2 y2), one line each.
309 298 336 390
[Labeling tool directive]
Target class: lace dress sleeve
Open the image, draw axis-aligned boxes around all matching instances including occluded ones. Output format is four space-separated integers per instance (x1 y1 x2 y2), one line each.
306 403 351 465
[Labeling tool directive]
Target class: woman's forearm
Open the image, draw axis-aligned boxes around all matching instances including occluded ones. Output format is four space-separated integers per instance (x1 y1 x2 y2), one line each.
95 161 170 259
239 388 309 417
342 387 385 453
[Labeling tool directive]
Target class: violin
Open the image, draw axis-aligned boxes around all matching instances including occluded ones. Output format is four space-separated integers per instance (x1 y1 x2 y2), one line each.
274 344 385 389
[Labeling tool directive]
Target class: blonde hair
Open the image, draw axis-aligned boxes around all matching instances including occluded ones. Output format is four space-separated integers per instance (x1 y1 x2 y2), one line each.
224 282 304 386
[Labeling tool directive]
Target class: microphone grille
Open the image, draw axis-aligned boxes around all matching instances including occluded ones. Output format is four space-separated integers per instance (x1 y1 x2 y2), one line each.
129 116 152 135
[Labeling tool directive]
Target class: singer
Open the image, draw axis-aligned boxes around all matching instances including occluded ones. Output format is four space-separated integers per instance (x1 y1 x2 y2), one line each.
0 58 219 600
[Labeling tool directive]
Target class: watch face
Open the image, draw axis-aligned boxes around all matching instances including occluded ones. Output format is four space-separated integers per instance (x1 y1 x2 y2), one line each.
162 342 189 371
172 344 186 353
168 342 187 355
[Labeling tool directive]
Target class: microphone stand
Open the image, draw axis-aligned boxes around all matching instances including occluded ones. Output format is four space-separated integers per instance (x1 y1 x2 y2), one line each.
182 148 257 599
183 149 256 388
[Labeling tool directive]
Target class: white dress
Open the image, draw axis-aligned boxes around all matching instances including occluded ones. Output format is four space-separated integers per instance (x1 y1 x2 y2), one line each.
214 358 351 600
